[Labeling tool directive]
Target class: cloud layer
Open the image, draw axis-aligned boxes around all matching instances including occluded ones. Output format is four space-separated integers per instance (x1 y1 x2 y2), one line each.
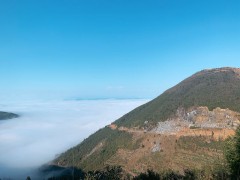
0 99 148 175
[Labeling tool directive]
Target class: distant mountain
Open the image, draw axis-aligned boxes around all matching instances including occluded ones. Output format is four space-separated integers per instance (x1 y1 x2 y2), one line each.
0 111 19 120
54 67 240 176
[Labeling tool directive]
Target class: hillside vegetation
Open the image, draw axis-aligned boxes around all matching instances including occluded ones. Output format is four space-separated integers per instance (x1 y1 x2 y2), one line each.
57 127 139 170
0 111 19 120
115 67 240 127
54 67 240 176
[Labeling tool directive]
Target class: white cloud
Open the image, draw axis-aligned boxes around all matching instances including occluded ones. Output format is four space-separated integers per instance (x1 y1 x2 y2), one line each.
0 99 149 169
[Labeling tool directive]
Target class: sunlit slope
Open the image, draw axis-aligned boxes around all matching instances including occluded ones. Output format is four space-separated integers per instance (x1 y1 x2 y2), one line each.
55 67 240 172
115 67 240 127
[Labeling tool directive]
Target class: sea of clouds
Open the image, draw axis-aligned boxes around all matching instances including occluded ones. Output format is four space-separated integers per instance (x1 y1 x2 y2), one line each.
0 98 149 179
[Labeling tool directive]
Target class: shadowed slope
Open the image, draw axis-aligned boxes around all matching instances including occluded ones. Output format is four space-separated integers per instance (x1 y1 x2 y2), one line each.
0 111 19 120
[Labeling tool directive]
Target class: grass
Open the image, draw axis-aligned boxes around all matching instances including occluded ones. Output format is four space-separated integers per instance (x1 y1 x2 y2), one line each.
177 136 226 150
56 127 141 171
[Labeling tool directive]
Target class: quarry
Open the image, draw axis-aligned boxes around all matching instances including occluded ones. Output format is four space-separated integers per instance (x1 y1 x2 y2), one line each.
106 106 239 174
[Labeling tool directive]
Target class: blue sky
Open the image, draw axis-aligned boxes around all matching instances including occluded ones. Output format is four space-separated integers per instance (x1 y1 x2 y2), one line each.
0 0 240 100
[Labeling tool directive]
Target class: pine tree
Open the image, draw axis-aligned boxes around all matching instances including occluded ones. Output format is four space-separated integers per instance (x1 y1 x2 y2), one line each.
225 127 240 179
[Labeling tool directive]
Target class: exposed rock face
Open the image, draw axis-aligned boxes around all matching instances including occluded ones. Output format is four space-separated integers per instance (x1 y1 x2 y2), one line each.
151 141 161 152
152 120 185 134
186 107 240 129
152 107 240 134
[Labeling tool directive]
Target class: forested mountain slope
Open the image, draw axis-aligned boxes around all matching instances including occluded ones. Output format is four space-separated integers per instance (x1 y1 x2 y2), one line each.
54 67 240 175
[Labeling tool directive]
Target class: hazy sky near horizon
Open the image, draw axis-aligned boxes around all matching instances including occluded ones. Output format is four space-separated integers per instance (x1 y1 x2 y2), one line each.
1 0 240 99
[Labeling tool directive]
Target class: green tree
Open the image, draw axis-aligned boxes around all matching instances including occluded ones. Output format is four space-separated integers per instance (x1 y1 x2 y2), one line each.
225 127 240 179
85 166 123 180
133 169 161 180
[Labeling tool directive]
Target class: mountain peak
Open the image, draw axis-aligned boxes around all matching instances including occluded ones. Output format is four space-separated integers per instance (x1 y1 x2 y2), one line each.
54 67 240 175
113 67 240 128
197 67 240 76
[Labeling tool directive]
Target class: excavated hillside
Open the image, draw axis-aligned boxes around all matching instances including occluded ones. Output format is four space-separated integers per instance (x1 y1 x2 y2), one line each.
54 67 240 175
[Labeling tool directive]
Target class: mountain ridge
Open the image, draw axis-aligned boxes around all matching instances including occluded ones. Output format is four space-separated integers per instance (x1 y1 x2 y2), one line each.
0 111 19 120
114 67 240 127
54 67 240 175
